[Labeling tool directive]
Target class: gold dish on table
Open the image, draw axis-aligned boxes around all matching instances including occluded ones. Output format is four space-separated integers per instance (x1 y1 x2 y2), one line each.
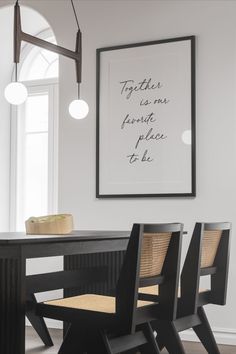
25 214 73 235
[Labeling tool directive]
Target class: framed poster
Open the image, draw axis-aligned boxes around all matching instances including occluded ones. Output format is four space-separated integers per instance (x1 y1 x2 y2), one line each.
96 36 196 198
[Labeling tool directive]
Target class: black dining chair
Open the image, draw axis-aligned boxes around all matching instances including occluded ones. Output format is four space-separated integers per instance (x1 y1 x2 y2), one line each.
30 223 183 354
26 294 54 346
140 222 231 354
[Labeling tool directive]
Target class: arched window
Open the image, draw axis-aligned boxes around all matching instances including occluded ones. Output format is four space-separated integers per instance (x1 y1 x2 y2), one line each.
19 30 58 81
10 28 59 231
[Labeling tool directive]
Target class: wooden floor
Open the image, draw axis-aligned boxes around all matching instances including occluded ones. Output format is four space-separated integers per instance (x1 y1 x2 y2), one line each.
26 327 236 354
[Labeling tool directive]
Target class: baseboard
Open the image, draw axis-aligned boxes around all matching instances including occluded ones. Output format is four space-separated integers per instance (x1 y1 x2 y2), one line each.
45 319 63 329
180 327 236 346
26 318 63 329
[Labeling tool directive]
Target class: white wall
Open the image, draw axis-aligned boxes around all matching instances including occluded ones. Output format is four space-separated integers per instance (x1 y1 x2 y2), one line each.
1 0 236 344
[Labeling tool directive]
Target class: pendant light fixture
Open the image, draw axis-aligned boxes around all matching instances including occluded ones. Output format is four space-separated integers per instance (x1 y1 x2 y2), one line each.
5 0 89 119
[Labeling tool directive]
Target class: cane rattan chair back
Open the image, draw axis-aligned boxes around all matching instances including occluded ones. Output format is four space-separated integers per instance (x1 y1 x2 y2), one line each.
140 231 172 278
200 229 222 268
181 222 231 316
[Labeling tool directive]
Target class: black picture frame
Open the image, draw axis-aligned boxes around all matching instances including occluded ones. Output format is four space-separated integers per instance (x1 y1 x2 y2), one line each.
96 36 196 198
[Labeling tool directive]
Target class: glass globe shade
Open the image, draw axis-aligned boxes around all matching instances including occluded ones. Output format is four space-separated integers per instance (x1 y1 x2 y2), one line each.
4 82 28 105
69 99 89 119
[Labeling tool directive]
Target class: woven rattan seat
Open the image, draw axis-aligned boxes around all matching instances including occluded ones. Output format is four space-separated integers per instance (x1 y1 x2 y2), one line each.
45 294 154 313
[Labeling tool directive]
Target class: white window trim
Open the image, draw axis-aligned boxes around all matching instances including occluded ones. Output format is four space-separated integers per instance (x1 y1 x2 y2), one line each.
10 78 59 231
19 28 58 82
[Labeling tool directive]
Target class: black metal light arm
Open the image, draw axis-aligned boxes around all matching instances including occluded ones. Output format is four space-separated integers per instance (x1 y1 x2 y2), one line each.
14 1 82 83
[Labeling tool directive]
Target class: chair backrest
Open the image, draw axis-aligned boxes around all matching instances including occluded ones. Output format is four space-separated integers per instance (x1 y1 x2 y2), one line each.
180 222 231 317
139 230 172 279
116 223 183 334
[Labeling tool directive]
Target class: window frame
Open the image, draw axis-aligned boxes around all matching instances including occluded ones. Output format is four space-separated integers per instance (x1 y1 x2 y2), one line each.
10 77 59 231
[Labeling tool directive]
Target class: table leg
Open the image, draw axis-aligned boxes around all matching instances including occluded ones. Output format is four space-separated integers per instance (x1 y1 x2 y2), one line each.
0 249 25 354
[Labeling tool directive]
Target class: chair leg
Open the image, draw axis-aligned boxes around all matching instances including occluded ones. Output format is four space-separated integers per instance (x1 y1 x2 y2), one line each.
26 294 53 346
155 333 165 351
101 323 160 354
193 307 220 354
58 324 86 354
101 331 113 354
156 322 186 354
26 312 53 347
139 323 161 354
87 329 109 354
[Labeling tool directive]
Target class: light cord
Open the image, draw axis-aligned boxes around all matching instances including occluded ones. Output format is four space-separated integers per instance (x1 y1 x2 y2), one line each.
71 0 80 31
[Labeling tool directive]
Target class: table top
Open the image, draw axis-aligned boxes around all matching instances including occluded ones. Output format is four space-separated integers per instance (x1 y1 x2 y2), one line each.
0 230 130 245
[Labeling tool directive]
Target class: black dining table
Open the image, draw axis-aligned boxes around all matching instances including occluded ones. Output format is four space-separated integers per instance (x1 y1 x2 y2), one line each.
0 230 130 354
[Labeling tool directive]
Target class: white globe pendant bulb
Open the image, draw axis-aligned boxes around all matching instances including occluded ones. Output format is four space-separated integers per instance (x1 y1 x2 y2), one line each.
69 99 89 119
4 82 28 105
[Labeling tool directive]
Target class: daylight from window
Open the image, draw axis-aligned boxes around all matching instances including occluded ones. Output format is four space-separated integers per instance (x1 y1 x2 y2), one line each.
12 30 58 231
